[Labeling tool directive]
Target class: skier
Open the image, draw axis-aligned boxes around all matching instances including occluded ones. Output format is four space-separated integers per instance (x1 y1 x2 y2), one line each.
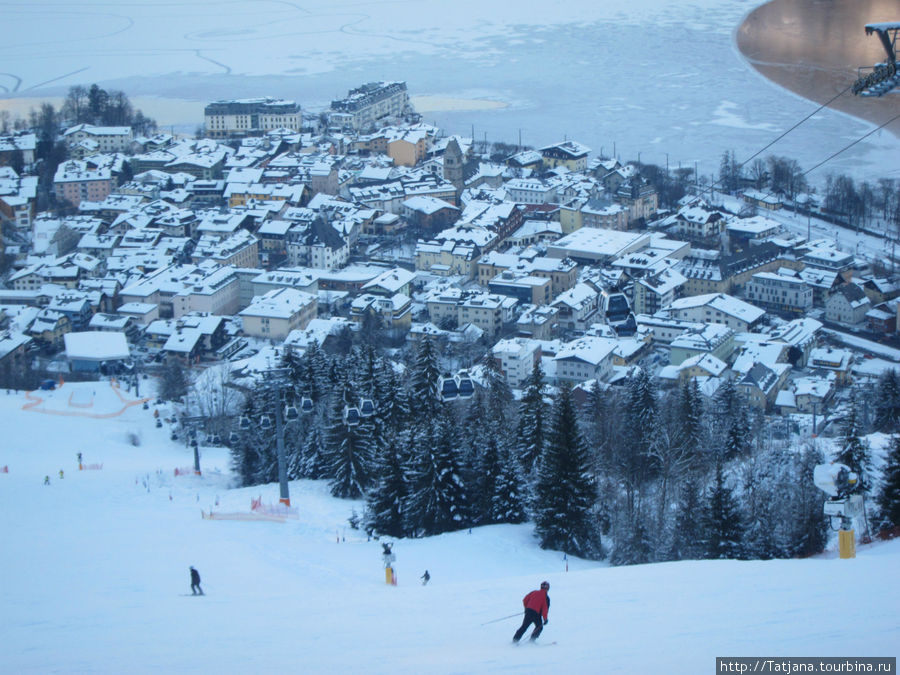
421 570 430 585
59 469 64 479
43 475 50 485
512 581 550 643
190 566 203 595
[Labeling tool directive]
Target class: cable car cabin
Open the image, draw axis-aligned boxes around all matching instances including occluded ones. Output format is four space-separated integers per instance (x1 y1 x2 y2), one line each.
852 22 900 97
260 414 273 429
456 370 475 399
439 374 459 401
300 397 314 414
228 432 240 445
239 415 251 430
603 291 632 326
343 405 361 426
285 405 299 421
359 399 375 417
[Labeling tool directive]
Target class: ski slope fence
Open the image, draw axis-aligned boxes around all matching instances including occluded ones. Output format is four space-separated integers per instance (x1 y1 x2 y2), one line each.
174 467 198 477
80 463 103 470
250 496 299 519
22 380 151 419
201 510 286 523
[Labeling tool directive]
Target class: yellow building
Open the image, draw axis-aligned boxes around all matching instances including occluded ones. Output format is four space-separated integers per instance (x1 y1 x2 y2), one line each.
540 141 590 172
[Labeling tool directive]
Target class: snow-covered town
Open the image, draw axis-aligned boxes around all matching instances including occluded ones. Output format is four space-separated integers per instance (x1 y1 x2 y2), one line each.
2 1 900 671
1 81 898 436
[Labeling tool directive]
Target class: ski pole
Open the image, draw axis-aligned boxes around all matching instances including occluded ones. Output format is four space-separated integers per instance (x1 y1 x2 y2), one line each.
480 613 521 626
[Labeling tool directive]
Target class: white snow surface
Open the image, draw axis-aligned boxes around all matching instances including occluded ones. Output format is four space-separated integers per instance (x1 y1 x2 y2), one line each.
1 381 898 673
1 0 898 184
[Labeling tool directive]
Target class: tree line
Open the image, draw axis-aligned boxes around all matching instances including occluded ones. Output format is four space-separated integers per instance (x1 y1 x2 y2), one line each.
215 339 900 564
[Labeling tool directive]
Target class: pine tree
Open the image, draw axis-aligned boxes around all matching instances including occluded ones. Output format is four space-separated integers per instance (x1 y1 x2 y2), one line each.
617 369 659 519
677 378 705 463
876 433 900 531
324 387 375 499
408 337 441 419
714 379 751 461
787 442 828 557
365 436 409 538
474 433 503 524
404 412 468 536
873 369 900 433
482 353 513 426
534 384 602 558
700 462 745 559
492 442 527 524
515 360 546 477
300 425 327 478
670 480 705 561
159 357 189 401
836 395 872 491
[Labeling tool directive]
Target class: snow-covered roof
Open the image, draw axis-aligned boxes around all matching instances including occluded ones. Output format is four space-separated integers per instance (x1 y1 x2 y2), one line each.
64 331 130 361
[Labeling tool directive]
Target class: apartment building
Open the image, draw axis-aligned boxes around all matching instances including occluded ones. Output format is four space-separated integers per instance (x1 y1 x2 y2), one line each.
205 98 302 138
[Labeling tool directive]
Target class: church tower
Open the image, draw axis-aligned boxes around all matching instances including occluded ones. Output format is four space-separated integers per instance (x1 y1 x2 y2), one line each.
442 137 464 202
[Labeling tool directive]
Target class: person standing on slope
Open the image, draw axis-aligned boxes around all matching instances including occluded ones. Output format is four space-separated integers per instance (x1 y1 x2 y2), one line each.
190 566 203 595
512 581 550 643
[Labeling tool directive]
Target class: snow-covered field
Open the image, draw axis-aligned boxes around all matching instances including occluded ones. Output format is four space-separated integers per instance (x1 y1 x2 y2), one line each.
1 381 897 673
1 0 897 184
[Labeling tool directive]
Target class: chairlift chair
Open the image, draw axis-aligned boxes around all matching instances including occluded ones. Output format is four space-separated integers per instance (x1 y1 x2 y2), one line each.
438 374 459 401
456 370 475 399
343 405 361 427
359 398 375 417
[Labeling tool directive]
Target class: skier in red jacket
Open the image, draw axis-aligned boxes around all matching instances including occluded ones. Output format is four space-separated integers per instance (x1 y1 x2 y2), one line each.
512 581 550 643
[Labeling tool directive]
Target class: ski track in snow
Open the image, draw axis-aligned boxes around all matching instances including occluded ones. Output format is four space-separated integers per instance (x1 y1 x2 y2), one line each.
0 382 898 673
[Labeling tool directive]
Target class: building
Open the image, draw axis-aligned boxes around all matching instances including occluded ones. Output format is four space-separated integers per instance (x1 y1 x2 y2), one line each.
559 198 629 234
63 125 133 153
503 178 557 205
516 304 559 340
808 347 853 386
551 282 600 331
547 227 650 266
492 337 541 388
349 293 412 337
745 271 813 314
0 330 32 387
662 293 765 332
669 323 735 366
204 98 302 138
736 362 791 410
0 167 38 228
63 331 130 373
329 82 409 131
540 141 590 172
553 335 616 385
424 288 516 336
825 284 871 326
54 160 113 206
239 287 317 340
633 268 687 316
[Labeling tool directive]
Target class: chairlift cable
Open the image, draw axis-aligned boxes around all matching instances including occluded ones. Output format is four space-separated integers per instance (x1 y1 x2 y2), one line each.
736 85 854 170
798 110 900 180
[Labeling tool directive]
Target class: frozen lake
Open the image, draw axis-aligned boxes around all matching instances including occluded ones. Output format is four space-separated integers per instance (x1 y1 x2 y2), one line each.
1 0 898 185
